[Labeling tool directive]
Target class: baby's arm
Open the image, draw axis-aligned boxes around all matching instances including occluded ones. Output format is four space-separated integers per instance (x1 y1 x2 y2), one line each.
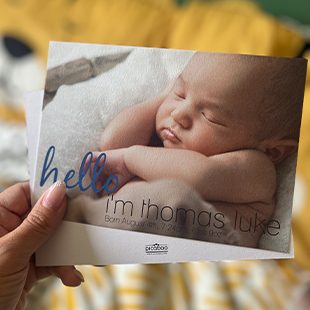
100 95 165 151
119 146 276 204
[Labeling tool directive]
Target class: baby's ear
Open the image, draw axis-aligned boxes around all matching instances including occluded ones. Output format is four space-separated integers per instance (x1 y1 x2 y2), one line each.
262 139 298 164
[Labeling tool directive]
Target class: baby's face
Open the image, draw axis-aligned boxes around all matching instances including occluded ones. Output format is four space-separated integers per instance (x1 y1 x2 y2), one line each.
156 54 264 156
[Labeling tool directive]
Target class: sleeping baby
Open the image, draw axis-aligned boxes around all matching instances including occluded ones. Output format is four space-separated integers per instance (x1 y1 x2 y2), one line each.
91 52 305 240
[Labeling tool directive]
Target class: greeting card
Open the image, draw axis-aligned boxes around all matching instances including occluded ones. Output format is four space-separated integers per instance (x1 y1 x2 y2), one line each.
27 42 307 265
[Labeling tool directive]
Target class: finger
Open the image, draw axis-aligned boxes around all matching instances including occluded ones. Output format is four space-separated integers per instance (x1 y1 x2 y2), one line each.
0 182 30 216
93 151 102 157
0 225 8 237
93 152 107 165
83 153 96 174
0 206 22 231
24 262 84 292
4 181 67 258
52 266 85 287
15 292 27 310
83 152 103 174
36 266 84 287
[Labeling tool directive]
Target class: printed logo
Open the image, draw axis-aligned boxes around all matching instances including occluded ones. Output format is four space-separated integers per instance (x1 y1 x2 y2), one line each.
145 243 168 255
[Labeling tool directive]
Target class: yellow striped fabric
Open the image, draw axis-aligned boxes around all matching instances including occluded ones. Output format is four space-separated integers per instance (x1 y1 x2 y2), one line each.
26 260 308 310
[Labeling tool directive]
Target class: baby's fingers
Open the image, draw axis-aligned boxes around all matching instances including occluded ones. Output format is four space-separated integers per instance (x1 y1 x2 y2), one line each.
83 153 99 170
83 151 105 175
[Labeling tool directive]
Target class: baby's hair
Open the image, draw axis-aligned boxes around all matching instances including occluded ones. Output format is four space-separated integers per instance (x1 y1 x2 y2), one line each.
253 56 307 142
194 52 307 142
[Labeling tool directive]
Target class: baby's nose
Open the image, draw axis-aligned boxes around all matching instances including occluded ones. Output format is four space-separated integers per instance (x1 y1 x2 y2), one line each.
171 105 192 129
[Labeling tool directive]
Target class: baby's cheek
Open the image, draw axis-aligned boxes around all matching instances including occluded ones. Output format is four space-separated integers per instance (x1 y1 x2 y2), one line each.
155 110 164 130
195 135 220 156
183 139 201 153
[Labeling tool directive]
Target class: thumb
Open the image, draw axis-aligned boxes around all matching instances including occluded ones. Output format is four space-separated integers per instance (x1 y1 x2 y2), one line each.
10 181 67 257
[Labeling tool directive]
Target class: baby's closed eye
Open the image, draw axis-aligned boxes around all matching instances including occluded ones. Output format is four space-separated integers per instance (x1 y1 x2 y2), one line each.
201 111 226 127
175 92 185 100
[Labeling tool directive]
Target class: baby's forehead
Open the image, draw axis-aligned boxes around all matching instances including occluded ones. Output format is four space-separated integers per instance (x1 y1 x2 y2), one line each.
184 53 270 77
178 68 266 120
182 56 271 99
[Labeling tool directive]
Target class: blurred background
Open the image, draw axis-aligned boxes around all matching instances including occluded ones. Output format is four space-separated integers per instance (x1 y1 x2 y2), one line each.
0 0 309 309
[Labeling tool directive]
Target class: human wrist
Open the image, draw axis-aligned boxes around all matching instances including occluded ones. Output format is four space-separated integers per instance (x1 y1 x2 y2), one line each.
130 144 148 154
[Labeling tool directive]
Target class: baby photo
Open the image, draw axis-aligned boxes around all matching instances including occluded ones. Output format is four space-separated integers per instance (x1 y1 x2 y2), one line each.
34 42 307 253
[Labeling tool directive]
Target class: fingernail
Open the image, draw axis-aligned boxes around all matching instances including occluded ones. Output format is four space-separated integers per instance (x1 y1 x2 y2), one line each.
74 269 85 283
42 181 66 209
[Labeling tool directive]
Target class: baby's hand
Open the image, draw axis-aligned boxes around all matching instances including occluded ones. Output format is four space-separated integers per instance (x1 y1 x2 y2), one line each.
91 148 134 193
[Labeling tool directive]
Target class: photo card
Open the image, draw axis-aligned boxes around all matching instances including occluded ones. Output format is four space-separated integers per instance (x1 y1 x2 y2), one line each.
31 41 307 264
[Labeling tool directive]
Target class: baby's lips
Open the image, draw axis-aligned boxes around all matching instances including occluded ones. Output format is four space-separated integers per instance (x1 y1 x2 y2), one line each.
162 128 180 143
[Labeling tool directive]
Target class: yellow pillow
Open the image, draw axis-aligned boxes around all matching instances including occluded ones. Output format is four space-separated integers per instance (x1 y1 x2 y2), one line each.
167 0 304 57
0 0 174 60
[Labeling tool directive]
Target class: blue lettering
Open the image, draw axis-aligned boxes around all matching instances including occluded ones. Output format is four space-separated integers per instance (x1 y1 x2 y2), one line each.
64 169 77 189
40 145 58 186
78 152 93 191
104 175 119 193
90 152 119 193
40 145 119 195
91 152 107 193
